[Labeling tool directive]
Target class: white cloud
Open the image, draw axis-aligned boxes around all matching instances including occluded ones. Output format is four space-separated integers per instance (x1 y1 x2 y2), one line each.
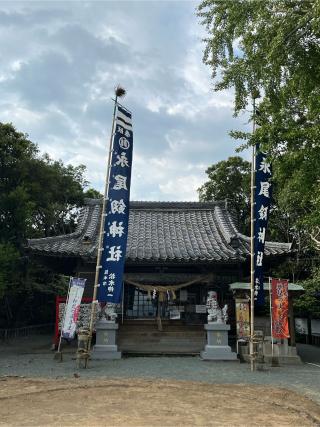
0 1 248 202
159 174 204 201
1 104 45 126
182 47 211 96
146 96 164 113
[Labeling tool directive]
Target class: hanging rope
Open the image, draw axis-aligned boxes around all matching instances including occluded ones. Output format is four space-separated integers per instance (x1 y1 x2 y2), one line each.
124 275 210 298
124 275 210 331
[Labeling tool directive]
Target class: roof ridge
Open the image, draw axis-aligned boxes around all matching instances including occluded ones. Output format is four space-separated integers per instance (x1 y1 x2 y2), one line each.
84 198 227 210
214 205 238 242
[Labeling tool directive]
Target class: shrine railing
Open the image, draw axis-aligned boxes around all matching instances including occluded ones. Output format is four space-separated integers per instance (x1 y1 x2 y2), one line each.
0 323 54 341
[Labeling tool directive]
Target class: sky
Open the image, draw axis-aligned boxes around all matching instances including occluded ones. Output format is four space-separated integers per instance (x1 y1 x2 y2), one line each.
0 0 249 201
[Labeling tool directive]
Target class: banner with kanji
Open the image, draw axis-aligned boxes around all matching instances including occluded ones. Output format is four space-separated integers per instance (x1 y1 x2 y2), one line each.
98 105 133 303
62 277 86 339
271 278 290 339
253 146 272 305
235 299 250 338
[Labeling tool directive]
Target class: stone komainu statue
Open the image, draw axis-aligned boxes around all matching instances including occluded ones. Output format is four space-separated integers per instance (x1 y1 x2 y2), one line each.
206 291 228 324
99 302 118 322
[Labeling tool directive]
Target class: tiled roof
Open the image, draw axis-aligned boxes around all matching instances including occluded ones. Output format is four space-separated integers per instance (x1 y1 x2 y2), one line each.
27 199 291 264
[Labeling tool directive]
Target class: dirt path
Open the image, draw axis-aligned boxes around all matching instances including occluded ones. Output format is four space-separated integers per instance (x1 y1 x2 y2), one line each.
1 377 320 426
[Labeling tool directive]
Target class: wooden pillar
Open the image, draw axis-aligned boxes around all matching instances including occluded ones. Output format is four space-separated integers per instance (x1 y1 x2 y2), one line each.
288 293 295 346
307 316 312 345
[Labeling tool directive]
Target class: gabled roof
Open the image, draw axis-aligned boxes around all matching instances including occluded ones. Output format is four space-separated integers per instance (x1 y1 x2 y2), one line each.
27 199 291 264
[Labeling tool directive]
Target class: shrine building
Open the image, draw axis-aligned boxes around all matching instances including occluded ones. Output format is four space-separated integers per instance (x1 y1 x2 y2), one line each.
27 198 294 354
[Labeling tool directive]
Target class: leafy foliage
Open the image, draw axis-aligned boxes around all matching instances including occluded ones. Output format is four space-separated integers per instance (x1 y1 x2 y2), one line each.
198 0 320 250
0 243 20 299
198 0 320 115
198 0 320 315
294 267 320 317
0 124 87 247
84 187 103 199
198 156 251 233
0 122 90 326
198 155 297 243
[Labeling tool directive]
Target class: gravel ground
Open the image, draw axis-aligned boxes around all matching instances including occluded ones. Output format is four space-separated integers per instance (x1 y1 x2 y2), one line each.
2 377 320 426
1 334 320 405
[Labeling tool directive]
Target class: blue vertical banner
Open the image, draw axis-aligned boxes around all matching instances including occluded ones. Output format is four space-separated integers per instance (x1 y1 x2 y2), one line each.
98 105 133 303
253 145 272 305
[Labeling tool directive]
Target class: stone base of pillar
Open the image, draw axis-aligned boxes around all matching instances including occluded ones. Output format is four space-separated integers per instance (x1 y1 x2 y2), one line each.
92 319 121 360
201 323 237 361
239 338 302 365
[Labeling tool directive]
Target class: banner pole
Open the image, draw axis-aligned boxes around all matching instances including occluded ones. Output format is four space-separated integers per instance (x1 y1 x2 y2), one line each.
121 281 125 324
269 277 274 357
87 87 125 354
250 98 257 372
57 276 72 354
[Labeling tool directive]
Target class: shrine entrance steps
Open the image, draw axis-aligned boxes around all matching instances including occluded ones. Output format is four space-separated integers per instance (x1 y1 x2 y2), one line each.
118 319 206 355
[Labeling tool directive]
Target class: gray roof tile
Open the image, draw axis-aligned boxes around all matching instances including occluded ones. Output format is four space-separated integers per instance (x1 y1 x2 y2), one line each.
27 199 291 263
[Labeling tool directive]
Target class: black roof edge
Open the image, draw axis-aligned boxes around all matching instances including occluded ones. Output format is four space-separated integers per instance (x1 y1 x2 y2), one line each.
84 198 228 210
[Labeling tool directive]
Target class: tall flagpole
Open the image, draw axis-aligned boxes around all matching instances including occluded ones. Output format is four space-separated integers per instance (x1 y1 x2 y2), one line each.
269 277 274 358
250 96 257 372
87 85 126 353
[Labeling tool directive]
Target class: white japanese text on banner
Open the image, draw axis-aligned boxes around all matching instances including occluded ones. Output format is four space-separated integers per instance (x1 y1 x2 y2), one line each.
98 105 133 303
254 146 272 305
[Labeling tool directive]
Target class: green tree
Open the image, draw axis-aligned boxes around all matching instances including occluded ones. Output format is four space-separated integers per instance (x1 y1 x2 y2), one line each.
0 124 38 247
294 267 320 318
0 123 87 245
28 156 87 237
84 188 103 199
197 0 320 251
198 156 294 242
0 122 93 326
198 156 251 233
0 243 19 300
198 0 320 315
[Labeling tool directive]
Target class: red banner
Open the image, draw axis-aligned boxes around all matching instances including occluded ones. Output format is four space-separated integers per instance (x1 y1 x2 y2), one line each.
271 278 290 339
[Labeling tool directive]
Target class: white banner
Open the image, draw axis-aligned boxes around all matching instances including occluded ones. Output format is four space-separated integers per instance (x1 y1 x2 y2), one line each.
62 277 86 339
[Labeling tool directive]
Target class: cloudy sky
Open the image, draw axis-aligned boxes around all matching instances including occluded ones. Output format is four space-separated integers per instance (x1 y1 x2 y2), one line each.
0 0 249 201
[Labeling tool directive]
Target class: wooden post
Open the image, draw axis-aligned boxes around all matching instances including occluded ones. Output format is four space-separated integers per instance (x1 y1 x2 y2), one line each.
288 293 296 346
307 316 312 345
157 297 163 331
87 86 126 358
250 98 257 372
269 277 274 357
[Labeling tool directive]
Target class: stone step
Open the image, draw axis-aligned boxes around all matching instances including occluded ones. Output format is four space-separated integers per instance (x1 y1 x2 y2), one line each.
119 338 205 345
119 325 205 333
118 336 205 348
118 344 204 354
118 334 205 341
118 329 205 337
119 332 202 337
118 321 206 354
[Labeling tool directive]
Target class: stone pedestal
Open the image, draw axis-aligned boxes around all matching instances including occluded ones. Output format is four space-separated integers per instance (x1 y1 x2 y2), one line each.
92 319 121 360
201 323 237 361
238 338 302 365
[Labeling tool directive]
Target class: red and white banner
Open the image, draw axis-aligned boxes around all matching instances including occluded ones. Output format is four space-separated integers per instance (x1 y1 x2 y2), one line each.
271 278 290 339
62 277 86 339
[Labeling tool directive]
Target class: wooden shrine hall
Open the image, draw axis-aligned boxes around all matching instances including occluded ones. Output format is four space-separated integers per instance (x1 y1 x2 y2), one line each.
28 199 292 354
